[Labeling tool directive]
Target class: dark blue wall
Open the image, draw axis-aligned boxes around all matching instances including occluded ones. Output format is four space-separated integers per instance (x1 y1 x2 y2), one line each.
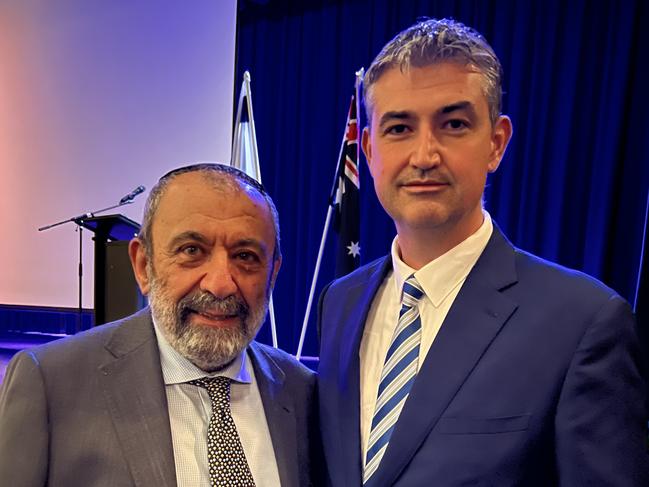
235 0 649 356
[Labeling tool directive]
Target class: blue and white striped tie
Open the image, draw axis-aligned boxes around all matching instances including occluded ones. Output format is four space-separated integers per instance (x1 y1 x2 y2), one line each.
363 274 424 484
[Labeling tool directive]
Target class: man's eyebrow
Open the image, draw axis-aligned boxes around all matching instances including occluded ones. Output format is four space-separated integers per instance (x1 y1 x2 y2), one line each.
167 231 210 250
378 111 413 128
440 100 474 115
378 103 476 126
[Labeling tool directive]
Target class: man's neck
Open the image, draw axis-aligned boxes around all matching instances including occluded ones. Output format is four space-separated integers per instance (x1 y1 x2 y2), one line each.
396 213 485 269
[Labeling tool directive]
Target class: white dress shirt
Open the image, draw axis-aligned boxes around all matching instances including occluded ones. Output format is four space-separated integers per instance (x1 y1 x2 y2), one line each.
153 321 281 487
359 211 494 464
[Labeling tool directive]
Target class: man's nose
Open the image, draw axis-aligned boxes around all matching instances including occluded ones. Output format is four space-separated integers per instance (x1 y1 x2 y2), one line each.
199 254 238 299
410 129 441 170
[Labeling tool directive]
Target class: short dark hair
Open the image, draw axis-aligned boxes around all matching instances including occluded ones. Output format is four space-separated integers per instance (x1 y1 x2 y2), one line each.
137 163 281 262
364 18 503 125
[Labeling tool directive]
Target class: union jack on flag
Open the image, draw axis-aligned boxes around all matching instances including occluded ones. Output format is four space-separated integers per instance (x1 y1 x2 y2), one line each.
332 93 361 278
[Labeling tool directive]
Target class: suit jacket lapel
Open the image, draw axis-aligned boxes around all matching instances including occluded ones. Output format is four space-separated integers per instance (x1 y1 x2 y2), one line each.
336 257 392 483
247 342 297 486
371 227 520 486
98 309 177 487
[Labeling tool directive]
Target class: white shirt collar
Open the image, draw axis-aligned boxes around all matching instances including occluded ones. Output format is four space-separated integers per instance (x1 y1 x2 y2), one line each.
390 210 494 306
152 316 251 386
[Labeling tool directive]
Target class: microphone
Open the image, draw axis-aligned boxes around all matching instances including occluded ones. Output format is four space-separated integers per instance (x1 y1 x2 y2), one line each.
119 185 146 204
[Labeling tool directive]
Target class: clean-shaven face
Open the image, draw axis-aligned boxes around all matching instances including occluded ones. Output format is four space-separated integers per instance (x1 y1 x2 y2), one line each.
363 62 510 247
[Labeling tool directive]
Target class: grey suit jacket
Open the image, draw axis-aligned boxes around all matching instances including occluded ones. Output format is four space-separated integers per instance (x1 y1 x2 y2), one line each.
0 308 321 487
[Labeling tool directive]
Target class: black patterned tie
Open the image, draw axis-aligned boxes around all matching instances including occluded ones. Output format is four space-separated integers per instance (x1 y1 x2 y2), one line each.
189 377 256 486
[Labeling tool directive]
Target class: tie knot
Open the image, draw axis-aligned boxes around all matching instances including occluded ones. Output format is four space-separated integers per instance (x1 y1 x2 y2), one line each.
189 376 231 405
402 274 424 304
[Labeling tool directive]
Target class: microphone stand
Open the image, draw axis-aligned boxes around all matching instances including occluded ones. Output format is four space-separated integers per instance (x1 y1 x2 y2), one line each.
38 200 134 334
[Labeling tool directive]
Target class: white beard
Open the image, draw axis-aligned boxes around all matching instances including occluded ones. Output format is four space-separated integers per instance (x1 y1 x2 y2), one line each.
148 278 268 372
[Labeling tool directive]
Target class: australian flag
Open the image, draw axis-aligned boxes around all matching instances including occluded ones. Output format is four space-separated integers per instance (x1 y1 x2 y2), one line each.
331 94 361 278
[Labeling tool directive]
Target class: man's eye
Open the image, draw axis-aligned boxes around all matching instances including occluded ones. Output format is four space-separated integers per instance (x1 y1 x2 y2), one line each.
384 124 410 135
180 245 201 256
236 251 260 263
445 119 468 130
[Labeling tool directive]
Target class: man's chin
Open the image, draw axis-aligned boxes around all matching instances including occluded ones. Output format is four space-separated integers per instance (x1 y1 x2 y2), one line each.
171 319 252 372
188 354 238 373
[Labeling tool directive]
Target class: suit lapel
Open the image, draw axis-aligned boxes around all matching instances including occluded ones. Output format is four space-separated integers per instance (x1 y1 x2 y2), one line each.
371 227 520 485
336 257 392 484
247 342 296 486
98 310 177 487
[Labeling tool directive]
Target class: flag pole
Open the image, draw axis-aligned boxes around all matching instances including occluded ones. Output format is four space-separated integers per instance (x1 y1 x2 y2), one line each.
244 72 278 349
296 68 364 360
295 200 334 360
232 71 278 348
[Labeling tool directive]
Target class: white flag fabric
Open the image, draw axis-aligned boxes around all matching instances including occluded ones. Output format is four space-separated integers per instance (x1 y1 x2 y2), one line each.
231 71 279 349
232 71 261 181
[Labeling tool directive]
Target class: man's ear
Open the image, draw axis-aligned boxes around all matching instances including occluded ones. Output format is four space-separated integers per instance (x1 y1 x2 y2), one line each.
487 115 513 173
269 255 282 291
361 126 373 171
128 238 151 295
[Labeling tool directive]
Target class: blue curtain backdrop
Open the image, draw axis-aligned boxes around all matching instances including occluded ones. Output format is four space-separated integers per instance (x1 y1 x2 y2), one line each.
235 0 649 357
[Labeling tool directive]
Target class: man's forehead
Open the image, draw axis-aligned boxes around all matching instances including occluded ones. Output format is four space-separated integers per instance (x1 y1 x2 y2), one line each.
163 171 265 204
154 173 266 221
165 170 238 192
368 63 488 117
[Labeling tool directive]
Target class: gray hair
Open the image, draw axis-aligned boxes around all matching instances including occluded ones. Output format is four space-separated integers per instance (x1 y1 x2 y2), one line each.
363 18 503 125
137 163 281 262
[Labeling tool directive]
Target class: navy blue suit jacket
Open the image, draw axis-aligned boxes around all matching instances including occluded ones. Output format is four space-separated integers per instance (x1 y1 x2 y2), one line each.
318 226 649 486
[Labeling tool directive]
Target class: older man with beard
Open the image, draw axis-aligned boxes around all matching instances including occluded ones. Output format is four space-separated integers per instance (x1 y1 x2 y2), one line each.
0 164 322 487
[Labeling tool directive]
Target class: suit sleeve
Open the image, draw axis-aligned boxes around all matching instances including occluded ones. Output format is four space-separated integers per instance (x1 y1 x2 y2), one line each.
555 295 649 485
0 351 49 486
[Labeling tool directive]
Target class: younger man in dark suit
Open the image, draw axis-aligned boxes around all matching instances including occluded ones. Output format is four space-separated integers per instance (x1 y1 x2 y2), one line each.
0 163 320 486
318 18 649 485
